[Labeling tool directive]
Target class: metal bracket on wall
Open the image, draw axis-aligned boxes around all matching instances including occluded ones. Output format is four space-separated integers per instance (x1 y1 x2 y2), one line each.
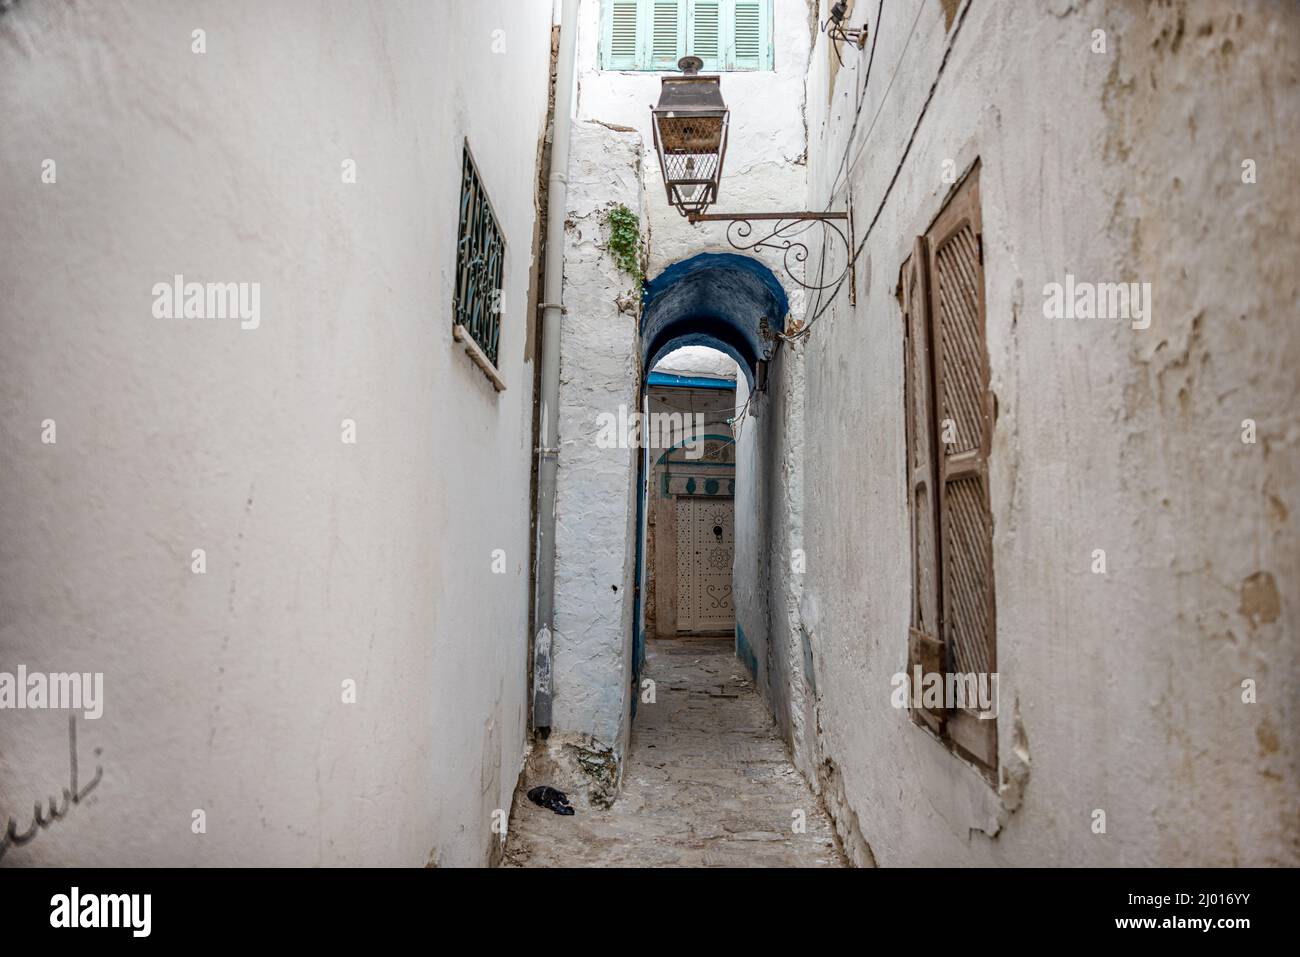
686 209 856 304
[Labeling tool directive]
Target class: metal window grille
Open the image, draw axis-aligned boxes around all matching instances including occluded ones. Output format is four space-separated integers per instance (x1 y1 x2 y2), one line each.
453 144 505 368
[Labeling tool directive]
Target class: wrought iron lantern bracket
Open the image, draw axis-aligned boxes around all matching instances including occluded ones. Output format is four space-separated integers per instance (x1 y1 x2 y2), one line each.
650 58 858 303
685 209 856 303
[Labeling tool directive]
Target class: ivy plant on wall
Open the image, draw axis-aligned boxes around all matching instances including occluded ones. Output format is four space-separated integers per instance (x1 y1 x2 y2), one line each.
604 203 644 299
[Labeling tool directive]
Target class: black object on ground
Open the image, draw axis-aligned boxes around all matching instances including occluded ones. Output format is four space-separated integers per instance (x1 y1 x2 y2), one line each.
527 785 575 816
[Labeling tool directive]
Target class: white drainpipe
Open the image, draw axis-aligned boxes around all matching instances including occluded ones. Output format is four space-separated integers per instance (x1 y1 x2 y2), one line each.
532 0 580 733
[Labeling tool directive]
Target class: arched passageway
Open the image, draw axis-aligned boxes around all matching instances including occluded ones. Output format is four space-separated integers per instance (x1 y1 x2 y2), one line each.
639 252 789 389
631 252 789 703
505 250 843 868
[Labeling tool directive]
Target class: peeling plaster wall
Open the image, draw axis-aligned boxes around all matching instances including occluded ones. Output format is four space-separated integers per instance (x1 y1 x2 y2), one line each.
549 121 644 754
0 0 553 866
745 0 1300 865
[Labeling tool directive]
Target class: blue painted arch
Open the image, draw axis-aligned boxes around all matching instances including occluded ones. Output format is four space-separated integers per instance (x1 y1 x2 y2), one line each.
640 252 789 389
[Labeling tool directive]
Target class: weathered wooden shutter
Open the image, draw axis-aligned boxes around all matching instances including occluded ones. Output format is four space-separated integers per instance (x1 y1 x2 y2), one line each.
649 0 686 69
602 0 642 70
687 0 722 71
727 0 768 70
927 166 996 768
902 237 946 735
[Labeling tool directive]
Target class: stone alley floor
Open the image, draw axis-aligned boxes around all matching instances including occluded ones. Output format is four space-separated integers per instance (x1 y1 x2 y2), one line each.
504 637 846 867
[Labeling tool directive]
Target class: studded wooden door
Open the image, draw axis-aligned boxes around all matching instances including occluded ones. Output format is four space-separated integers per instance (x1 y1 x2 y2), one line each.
674 496 734 633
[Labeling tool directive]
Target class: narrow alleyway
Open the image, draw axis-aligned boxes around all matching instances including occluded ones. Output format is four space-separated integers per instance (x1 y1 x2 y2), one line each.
505 639 845 867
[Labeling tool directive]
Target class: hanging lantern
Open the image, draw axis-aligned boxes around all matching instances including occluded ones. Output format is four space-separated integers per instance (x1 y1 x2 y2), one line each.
651 56 729 218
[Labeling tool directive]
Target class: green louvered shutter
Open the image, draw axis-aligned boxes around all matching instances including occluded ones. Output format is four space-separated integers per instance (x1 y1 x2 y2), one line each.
687 0 722 72
602 0 770 71
728 0 769 70
649 0 686 70
602 0 642 70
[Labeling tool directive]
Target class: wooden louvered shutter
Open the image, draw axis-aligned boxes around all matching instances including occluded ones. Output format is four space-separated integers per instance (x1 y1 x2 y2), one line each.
602 0 642 70
927 166 996 769
902 237 946 735
687 0 722 72
649 0 687 70
728 0 767 70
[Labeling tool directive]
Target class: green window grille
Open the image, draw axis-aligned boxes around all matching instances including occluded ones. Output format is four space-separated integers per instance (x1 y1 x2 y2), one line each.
600 0 774 72
453 143 505 368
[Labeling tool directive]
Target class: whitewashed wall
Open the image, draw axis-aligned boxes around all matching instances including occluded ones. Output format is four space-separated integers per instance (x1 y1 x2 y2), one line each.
741 0 1300 865
0 0 553 866
655 346 739 380
548 120 644 766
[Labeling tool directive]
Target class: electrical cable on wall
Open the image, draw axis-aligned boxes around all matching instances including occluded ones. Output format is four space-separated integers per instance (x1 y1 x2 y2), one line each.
827 0 887 203
786 0 885 348
783 0 973 346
